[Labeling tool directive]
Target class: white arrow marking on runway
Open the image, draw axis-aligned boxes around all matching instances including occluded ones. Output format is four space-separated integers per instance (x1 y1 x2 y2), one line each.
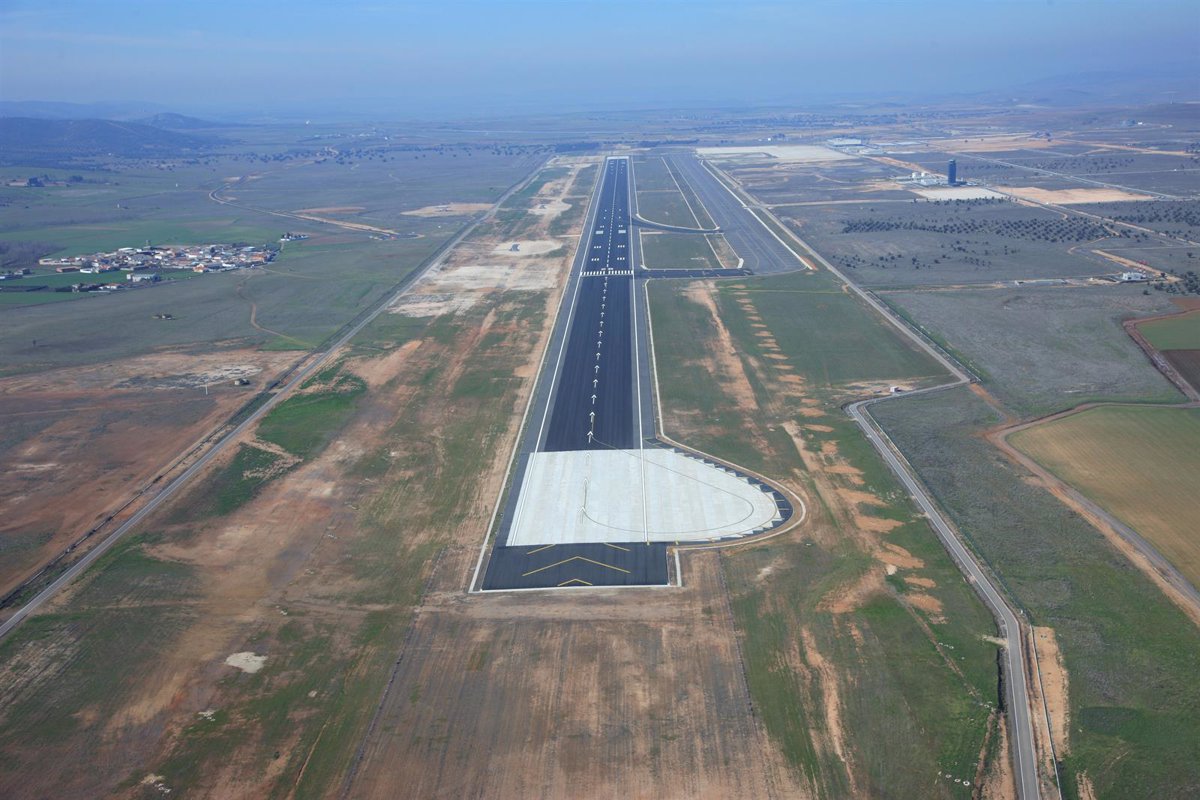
591 394 597 404
593 378 598 387
589 411 595 422
587 431 594 443
595 352 601 361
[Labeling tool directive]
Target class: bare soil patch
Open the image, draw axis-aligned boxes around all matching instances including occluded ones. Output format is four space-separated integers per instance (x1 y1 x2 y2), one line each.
529 199 572 219
0 348 293 598
402 202 493 218
1032 626 1070 755
997 186 1154 205
350 554 807 799
490 239 560 256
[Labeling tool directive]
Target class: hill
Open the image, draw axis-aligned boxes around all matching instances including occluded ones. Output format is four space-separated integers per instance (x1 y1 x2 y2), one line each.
0 117 218 164
135 112 235 130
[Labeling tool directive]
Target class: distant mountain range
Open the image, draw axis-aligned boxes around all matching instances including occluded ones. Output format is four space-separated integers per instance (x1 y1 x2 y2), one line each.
133 112 235 130
0 118 220 164
0 101 239 128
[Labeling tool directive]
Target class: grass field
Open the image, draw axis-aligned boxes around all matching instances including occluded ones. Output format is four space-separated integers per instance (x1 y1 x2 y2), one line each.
0 144 540 377
1010 405 1200 588
721 269 948 391
883 286 1181 416
872 388 1200 799
638 231 719 270
1139 310 1200 350
648 274 1001 796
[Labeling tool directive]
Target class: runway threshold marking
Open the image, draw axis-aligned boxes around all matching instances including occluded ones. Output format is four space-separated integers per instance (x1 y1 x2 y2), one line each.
604 542 631 552
558 578 594 587
521 555 633 577
526 543 556 554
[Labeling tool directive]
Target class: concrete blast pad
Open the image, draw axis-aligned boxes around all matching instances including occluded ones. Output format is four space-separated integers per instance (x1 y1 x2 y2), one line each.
508 449 781 545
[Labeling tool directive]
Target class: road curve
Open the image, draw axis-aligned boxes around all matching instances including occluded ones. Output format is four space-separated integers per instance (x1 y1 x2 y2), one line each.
693 157 1048 799
0 161 548 642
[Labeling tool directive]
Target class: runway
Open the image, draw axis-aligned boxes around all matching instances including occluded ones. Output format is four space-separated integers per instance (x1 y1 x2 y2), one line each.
479 155 792 591
541 162 636 448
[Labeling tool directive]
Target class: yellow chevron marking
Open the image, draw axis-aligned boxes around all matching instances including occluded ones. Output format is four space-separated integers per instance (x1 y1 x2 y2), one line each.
521 555 632 577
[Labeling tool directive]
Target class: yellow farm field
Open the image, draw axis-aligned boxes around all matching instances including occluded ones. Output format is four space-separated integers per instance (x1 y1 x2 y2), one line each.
1011 406 1200 586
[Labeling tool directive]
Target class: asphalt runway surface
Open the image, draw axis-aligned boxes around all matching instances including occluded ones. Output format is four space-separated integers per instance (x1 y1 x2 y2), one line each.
483 157 671 590
667 154 808 275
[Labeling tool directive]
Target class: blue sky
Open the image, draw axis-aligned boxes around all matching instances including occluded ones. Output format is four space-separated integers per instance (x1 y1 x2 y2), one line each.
1 1 1196 115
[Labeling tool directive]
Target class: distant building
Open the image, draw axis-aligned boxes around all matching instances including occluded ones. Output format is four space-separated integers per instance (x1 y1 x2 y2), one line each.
1119 271 1148 282
947 160 958 186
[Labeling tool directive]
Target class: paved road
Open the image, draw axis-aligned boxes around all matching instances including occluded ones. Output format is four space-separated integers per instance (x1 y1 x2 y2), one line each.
0 164 544 642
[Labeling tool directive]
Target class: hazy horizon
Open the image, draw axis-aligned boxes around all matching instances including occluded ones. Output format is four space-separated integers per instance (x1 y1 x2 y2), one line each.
2 0 1198 118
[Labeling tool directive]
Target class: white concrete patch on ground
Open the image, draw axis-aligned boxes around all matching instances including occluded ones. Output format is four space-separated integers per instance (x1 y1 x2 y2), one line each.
507 449 781 545
491 239 561 256
529 199 572 218
388 292 480 317
696 145 852 163
910 186 1005 201
225 652 267 673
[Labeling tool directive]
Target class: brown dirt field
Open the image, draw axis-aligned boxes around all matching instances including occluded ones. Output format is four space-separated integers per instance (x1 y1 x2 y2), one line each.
997 187 1153 205
0 348 294 599
937 135 1059 154
1163 350 1200 394
1032 627 1070 756
349 554 808 799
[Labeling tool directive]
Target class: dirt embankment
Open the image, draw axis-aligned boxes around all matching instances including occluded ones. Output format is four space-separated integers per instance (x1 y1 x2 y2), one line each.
1032 627 1070 756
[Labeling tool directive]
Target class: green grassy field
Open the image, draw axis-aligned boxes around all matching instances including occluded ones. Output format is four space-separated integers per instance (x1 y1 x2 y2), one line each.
1011 405 1200 588
638 231 719 270
883 286 1181 416
649 278 1000 797
721 269 948 390
872 388 1200 799
1139 309 1200 350
0 146 540 377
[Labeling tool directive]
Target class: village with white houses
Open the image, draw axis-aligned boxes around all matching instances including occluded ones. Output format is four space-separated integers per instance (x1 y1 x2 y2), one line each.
36 243 276 279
